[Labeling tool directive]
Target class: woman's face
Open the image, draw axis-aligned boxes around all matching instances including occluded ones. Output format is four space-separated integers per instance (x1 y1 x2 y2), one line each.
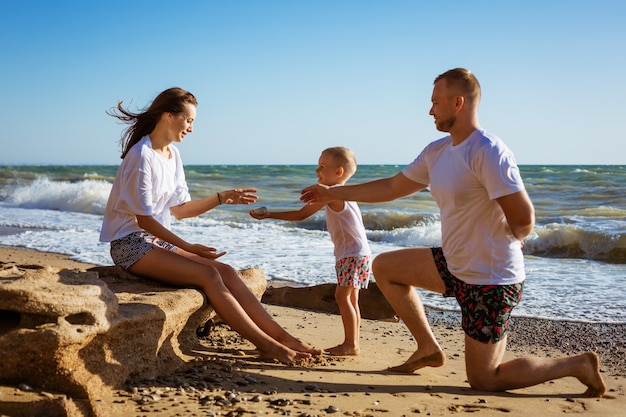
169 103 196 143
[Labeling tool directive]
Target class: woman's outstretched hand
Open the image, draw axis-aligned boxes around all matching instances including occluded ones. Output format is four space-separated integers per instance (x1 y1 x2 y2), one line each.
220 188 258 205
188 244 226 259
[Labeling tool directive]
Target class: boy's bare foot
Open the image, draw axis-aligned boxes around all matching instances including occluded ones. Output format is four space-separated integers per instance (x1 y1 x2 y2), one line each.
579 352 606 397
387 350 446 373
325 344 360 356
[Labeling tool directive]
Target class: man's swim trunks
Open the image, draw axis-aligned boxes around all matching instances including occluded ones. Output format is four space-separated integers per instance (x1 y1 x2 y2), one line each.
431 247 523 343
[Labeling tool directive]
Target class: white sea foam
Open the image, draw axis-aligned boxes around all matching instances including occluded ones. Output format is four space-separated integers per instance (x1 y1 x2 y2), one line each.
7 177 111 215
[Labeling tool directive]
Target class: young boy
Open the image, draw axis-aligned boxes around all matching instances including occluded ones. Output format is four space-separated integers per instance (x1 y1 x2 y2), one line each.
250 147 371 356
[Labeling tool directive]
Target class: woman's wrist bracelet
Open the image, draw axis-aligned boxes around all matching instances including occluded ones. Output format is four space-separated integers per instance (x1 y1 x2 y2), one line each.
217 192 222 204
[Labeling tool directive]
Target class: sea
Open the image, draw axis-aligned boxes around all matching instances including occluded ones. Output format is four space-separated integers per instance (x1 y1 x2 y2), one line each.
0 164 624 324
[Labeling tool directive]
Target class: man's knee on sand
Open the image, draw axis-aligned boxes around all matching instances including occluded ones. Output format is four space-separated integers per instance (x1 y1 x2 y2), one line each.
467 371 501 392
464 334 509 392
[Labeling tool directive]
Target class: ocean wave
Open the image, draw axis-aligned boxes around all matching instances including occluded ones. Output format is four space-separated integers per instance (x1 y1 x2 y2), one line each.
5 176 111 215
2 173 624 265
238 209 626 264
367 224 442 247
245 210 441 232
578 206 626 217
525 223 626 264
362 210 440 231
354 211 624 264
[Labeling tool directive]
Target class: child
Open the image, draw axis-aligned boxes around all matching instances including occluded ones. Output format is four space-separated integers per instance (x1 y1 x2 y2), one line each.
250 147 371 356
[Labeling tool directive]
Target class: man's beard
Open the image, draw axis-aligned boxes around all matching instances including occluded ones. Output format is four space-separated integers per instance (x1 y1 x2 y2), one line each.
435 115 456 132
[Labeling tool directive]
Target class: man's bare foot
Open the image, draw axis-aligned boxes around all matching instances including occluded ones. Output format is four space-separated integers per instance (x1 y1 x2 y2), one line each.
387 350 446 373
325 344 360 356
579 352 606 397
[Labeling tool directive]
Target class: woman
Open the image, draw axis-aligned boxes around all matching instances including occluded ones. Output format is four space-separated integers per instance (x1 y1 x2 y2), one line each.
100 87 319 364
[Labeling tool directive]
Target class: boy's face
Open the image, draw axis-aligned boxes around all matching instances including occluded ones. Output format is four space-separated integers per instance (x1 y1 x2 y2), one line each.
315 153 342 186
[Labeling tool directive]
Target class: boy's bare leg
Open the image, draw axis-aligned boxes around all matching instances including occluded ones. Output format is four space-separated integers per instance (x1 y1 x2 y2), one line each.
373 248 446 372
326 286 361 356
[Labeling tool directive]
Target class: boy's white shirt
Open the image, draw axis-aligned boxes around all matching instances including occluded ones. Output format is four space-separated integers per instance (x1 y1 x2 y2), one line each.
325 185 371 260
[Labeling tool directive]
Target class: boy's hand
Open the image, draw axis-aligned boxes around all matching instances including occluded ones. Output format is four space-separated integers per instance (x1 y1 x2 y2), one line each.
249 206 268 219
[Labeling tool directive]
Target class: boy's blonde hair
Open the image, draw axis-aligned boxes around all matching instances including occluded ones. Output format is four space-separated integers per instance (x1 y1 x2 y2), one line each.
322 147 357 180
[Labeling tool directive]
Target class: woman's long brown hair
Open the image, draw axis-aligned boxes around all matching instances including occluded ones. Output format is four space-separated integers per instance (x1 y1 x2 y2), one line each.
107 87 197 159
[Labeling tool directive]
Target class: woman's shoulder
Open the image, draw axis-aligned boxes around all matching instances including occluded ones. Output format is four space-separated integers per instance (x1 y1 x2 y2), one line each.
126 136 151 155
121 136 154 166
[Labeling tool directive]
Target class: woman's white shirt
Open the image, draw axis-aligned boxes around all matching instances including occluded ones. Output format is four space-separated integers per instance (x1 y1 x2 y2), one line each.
100 136 191 242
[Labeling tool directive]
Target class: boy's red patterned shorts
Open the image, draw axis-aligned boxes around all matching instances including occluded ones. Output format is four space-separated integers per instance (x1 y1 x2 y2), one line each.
335 255 371 289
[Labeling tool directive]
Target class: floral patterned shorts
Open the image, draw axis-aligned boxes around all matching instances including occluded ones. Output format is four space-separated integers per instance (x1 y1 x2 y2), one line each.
335 255 371 289
110 231 177 270
431 247 524 343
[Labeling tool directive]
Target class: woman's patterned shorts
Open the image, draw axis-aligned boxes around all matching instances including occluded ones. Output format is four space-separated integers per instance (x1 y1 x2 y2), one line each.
110 231 177 270
431 247 524 343
335 255 371 289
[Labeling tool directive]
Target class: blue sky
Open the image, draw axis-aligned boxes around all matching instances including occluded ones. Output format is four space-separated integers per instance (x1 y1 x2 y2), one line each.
1 1 624 165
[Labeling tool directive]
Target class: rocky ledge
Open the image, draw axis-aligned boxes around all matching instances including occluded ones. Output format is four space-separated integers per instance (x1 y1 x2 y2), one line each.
0 262 266 416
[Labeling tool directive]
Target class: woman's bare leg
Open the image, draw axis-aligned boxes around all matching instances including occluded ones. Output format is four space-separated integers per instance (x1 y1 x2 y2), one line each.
175 250 322 355
129 248 311 363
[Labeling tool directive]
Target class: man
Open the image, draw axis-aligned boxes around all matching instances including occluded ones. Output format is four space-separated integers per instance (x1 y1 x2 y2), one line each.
301 68 606 396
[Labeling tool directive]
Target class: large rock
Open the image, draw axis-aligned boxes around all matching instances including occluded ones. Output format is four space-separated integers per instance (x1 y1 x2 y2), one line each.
0 262 267 416
262 282 398 321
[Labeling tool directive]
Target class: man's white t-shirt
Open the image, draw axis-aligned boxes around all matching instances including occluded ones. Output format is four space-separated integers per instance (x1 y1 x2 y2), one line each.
100 136 191 242
402 129 526 285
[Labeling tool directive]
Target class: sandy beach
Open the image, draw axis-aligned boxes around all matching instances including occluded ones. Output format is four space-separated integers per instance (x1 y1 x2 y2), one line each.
0 247 624 417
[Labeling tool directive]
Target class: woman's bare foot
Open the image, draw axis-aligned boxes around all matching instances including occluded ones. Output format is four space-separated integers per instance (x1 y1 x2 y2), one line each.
258 344 311 365
279 335 323 355
579 352 606 397
387 350 446 373
325 343 360 356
